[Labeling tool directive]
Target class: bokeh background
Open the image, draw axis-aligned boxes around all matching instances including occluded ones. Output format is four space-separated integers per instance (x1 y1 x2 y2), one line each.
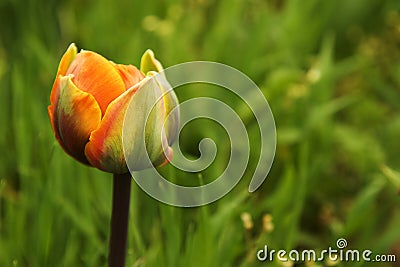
1 0 400 266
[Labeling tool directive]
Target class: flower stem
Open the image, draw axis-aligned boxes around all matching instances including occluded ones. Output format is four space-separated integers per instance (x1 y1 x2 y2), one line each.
108 173 132 267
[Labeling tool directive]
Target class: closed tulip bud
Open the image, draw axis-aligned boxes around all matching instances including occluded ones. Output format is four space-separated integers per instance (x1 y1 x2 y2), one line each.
48 43 179 173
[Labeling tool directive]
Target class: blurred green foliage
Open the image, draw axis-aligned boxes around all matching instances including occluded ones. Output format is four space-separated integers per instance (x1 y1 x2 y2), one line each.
1 0 400 266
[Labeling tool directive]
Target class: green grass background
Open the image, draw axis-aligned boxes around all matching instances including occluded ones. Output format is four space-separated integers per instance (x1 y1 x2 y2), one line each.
1 0 400 266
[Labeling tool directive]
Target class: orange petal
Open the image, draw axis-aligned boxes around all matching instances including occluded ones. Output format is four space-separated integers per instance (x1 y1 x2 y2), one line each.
66 50 126 114
113 64 144 90
84 83 141 173
48 75 63 144
52 75 102 164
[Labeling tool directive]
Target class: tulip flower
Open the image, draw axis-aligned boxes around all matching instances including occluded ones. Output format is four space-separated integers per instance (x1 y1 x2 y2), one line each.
48 43 179 174
48 44 179 267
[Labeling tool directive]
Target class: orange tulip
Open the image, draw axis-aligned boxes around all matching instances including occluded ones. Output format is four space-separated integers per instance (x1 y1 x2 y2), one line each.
48 43 179 173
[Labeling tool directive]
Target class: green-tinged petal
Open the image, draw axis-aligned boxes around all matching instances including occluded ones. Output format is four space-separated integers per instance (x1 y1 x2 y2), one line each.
55 75 102 164
140 49 164 74
149 72 180 145
49 44 78 122
84 82 142 173
57 43 78 77
123 76 173 171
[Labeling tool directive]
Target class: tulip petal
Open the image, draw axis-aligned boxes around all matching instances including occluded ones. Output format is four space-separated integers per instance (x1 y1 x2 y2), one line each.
140 49 164 74
84 82 142 173
122 76 173 171
53 75 102 164
85 76 173 173
66 50 126 114
49 44 78 119
57 43 78 77
113 63 144 90
151 72 180 145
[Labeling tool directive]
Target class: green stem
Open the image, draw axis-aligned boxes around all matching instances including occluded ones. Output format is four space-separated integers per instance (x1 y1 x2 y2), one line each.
108 173 132 267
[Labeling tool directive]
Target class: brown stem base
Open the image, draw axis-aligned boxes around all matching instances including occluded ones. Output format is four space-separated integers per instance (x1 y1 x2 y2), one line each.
108 173 132 267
